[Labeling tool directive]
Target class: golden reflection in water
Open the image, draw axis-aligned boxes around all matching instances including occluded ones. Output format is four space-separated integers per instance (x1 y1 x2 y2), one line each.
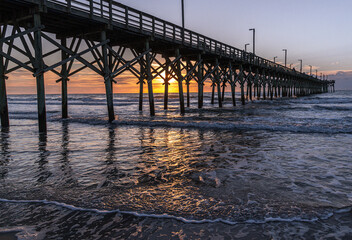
102 127 206 214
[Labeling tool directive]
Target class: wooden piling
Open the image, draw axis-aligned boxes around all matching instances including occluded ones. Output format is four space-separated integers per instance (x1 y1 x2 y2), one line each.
0 54 9 128
146 40 155 116
139 60 144 111
231 83 236 106
101 30 115 122
61 38 68 119
34 14 47 132
186 81 190 108
274 76 278 98
0 26 9 128
221 82 226 102
240 68 245 105
186 60 191 108
197 55 203 109
175 49 185 114
211 83 215 104
249 82 253 101
215 59 222 108
164 59 170 110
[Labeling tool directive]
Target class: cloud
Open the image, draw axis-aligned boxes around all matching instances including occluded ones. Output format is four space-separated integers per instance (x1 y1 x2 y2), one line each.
328 71 352 90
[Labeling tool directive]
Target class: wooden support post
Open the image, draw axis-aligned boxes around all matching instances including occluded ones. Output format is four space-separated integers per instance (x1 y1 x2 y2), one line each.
61 38 68 119
34 14 47 132
215 59 222 108
197 55 204 109
249 80 253 101
275 76 278 98
198 82 203 109
262 80 266 100
101 30 115 122
267 80 270 97
211 83 215 104
231 83 236 106
164 58 170 110
146 40 155 116
186 81 190 107
138 59 144 111
271 74 274 100
222 81 226 102
0 26 9 128
240 68 245 105
246 81 249 100
186 60 190 108
230 67 236 106
257 74 261 100
176 49 185 114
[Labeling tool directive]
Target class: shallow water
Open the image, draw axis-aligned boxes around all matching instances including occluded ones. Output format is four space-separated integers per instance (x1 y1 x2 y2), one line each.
0 91 352 239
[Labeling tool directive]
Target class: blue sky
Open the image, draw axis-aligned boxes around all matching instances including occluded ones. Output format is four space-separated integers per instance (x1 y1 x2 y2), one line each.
117 0 352 89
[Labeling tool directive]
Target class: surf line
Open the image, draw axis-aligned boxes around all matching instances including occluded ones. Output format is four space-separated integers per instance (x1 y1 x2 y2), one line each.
0 198 342 225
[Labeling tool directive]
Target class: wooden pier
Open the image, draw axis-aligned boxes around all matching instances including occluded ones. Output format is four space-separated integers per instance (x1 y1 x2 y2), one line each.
0 0 335 132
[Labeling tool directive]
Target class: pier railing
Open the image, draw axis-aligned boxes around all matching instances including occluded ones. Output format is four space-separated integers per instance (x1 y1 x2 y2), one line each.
43 0 300 75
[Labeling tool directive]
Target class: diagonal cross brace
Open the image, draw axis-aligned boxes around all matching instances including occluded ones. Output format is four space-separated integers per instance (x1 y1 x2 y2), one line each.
0 26 43 44
0 50 34 72
180 60 202 83
33 40 108 77
109 48 151 79
41 32 103 76
201 63 220 84
107 45 145 78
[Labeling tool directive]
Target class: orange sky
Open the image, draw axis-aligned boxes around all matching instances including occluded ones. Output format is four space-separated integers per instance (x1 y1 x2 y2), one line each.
5 67 216 95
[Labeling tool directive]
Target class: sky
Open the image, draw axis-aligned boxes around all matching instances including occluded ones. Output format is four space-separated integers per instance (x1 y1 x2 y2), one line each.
4 0 352 94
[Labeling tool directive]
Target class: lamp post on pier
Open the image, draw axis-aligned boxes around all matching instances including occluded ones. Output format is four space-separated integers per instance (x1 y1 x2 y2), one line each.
249 28 255 55
274 56 278 63
316 70 318 78
245 43 250 52
298 59 302 73
181 0 185 29
282 49 287 67
309 65 312 75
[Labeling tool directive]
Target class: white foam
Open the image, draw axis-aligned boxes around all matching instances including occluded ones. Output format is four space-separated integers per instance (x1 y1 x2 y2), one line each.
0 226 38 240
111 119 352 134
1 198 348 225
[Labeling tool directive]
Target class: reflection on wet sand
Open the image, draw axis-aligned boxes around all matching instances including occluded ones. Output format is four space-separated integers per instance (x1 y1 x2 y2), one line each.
59 121 77 186
36 133 51 184
0 129 10 179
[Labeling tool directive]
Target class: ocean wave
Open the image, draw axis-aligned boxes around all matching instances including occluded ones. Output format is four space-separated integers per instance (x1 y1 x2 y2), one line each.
313 105 352 111
1 198 350 225
110 119 352 134
46 117 352 134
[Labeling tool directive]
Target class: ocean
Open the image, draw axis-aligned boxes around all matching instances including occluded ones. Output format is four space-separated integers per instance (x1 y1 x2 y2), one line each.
0 91 351 239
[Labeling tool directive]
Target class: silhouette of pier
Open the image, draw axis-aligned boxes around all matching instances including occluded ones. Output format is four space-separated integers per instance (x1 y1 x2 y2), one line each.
0 0 335 132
